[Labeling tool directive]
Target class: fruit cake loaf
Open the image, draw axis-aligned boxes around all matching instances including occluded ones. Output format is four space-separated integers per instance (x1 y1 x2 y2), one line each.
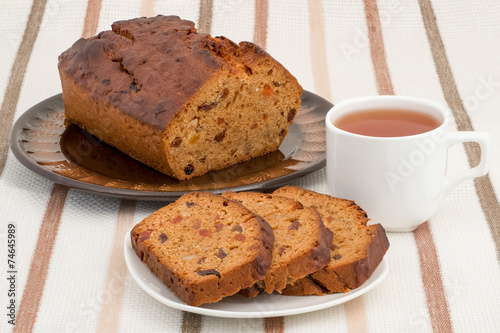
222 191 333 296
272 186 389 295
58 15 303 180
130 192 274 306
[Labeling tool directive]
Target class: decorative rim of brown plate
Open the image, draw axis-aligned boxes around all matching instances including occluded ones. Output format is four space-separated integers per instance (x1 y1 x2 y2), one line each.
9 90 331 201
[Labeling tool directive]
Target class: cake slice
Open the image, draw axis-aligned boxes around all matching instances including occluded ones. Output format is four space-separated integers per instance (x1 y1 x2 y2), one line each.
130 192 274 306
272 186 389 295
222 191 333 296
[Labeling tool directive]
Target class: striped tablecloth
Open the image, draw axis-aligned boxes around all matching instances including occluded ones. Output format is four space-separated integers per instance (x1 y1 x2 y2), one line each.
1 1 499 332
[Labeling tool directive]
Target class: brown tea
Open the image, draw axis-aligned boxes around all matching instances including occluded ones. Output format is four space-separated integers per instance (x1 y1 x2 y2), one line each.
334 108 441 137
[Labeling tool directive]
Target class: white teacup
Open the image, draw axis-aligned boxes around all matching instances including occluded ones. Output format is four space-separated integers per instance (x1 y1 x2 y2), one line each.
325 96 490 232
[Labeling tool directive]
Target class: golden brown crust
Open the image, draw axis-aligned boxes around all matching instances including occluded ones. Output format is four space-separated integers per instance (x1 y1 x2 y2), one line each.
273 186 389 295
130 192 274 306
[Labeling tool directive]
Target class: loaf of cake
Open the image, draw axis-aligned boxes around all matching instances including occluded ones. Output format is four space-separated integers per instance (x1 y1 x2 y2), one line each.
272 186 389 295
58 15 303 180
222 191 333 296
130 192 274 306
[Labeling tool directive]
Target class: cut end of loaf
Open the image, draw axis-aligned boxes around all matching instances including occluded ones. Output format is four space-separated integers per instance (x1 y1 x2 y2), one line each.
164 40 302 180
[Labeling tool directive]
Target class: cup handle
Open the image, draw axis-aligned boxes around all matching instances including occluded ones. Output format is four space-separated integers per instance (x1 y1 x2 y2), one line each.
443 131 490 197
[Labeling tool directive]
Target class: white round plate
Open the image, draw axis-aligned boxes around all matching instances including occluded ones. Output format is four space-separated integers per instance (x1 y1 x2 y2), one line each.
124 229 389 318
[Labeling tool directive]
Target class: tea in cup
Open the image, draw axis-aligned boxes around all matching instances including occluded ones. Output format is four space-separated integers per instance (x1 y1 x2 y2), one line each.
325 96 490 232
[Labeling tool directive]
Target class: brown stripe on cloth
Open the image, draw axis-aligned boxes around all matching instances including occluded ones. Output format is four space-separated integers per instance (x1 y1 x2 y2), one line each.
254 0 269 50
96 200 137 333
182 311 203 333
0 0 47 176
81 0 103 38
13 184 69 332
14 1 102 331
413 223 453 332
418 0 500 261
265 316 284 333
0 1 49 330
363 0 453 331
363 0 394 95
198 0 214 34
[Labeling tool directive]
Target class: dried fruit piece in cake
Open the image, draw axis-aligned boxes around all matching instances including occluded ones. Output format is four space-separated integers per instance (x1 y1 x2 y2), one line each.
272 186 389 295
130 192 274 306
222 191 333 296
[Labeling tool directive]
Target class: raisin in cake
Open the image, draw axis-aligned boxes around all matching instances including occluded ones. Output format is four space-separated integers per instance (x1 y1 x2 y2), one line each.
130 192 274 306
58 15 303 180
222 191 333 296
272 186 389 295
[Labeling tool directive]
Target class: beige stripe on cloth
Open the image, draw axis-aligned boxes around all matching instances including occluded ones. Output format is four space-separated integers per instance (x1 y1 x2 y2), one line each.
140 0 157 18
330 1 395 332
93 3 173 330
0 0 47 176
14 1 102 330
254 1 287 331
96 200 137 333
418 0 500 261
308 0 332 102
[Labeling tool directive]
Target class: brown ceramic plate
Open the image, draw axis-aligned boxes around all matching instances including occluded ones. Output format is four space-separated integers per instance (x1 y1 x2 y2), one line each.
10 91 331 200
